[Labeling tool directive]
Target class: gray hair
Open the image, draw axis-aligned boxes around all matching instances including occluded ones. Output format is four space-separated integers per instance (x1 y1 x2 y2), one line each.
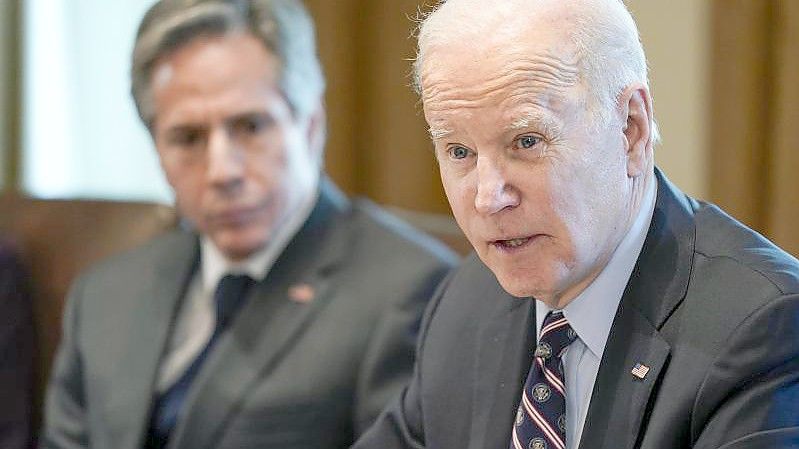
131 0 325 128
413 0 660 143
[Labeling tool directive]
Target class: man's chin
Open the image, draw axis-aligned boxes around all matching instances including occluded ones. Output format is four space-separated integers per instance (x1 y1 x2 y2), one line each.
497 279 543 299
487 262 556 301
212 233 268 262
491 270 538 298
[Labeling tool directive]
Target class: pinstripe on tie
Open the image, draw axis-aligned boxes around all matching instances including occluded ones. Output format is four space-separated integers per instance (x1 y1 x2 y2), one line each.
144 273 255 449
510 311 577 449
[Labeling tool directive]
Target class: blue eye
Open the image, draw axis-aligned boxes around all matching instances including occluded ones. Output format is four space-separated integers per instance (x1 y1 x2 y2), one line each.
450 146 469 159
517 135 541 149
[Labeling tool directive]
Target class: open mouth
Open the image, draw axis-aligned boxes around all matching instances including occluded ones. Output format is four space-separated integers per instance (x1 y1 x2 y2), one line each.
492 236 534 250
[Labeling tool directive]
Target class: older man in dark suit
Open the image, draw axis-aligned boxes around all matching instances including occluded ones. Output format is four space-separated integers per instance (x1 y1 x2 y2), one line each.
354 0 799 448
38 1 456 449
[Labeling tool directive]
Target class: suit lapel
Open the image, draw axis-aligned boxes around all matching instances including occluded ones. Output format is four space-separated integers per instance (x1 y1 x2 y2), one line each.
576 301 671 449
107 231 199 449
578 170 696 449
170 184 352 449
470 280 537 449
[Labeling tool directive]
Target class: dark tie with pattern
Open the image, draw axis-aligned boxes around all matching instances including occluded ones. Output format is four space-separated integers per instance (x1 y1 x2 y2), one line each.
144 274 255 449
510 310 578 449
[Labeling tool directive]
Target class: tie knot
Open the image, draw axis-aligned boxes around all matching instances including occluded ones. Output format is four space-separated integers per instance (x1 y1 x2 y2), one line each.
535 311 577 360
214 274 255 331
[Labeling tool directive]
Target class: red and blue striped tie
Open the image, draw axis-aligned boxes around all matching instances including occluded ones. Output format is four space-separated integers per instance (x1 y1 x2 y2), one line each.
510 310 577 449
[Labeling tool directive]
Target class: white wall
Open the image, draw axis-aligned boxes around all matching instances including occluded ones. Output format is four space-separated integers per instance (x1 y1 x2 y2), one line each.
21 0 171 202
626 0 711 199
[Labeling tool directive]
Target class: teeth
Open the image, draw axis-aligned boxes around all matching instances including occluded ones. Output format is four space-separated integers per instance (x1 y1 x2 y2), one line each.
503 238 528 248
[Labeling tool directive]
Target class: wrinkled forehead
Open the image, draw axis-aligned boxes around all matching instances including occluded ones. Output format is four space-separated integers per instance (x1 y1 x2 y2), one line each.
423 45 579 101
419 38 583 137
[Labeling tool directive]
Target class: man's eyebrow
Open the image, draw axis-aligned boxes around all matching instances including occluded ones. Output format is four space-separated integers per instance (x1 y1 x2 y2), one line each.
506 111 558 134
162 123 203 135
428 125 453 140
225 110 272 122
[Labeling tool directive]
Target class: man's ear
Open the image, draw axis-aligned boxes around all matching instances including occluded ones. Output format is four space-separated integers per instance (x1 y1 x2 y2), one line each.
618 84 653 178
305 100 327 166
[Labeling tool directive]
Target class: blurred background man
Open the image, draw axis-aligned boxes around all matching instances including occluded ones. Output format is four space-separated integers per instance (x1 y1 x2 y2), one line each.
354 0 799 448
38 1 455 449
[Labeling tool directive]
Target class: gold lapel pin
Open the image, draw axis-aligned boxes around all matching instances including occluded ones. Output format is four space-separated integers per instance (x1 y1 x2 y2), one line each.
631 362 650 379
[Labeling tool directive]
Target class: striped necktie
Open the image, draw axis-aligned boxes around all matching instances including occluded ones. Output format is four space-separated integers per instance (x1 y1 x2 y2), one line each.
145 273 255 449
510 310 577 449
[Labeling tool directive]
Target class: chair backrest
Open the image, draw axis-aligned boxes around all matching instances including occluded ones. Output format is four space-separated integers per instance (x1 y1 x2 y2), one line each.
0 192 177 423
0 237 35 448
388 207 473 256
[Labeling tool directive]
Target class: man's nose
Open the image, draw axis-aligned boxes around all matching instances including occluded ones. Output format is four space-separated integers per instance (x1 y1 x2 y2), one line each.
207 128 245 189
474 155 519 215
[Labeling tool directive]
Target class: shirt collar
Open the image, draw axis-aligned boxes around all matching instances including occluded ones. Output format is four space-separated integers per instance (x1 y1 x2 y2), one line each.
200 186 319 295
536 176 657 359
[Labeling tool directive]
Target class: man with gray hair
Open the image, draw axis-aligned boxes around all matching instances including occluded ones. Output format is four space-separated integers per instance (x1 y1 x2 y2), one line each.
354 0 799 448
39 1 456 449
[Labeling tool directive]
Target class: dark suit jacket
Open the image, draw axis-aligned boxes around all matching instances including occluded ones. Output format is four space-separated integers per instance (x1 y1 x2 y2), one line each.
39 182 457 449
0 239 35 449
354 171 799 449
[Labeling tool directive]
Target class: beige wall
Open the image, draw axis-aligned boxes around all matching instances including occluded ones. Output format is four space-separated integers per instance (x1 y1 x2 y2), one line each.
306 0 452 214
627 0 711 199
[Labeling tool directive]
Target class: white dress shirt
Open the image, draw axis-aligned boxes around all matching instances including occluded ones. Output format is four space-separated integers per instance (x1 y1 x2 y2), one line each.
156 189 318 392
535 178 656 449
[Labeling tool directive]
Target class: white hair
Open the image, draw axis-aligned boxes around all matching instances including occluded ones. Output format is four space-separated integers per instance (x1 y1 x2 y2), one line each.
413 0 660 144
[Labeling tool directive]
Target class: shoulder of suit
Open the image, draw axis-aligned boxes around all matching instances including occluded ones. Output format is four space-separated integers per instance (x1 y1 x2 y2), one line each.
691 200 799 295
77 227 194 282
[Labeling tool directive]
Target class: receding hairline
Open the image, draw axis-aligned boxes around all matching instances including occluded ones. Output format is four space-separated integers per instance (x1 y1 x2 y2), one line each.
413 0 660 143
414 1 583 80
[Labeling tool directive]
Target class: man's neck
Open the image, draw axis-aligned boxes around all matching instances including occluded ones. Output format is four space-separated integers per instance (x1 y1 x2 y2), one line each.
547 170 656 309
200 188 320 291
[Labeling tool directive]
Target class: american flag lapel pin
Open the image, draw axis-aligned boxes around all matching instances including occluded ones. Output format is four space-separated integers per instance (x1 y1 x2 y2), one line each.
631 362 650 380
288 283 316 304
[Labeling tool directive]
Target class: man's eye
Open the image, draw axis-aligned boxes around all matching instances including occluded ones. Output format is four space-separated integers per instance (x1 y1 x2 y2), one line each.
449 146 470 159
234 119 262 135
232 115 274 136
516 135 541 149
169 130 204 148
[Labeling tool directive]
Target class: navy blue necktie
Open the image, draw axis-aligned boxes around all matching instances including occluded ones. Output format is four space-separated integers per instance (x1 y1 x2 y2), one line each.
510 311 577 449
145 274 254 449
